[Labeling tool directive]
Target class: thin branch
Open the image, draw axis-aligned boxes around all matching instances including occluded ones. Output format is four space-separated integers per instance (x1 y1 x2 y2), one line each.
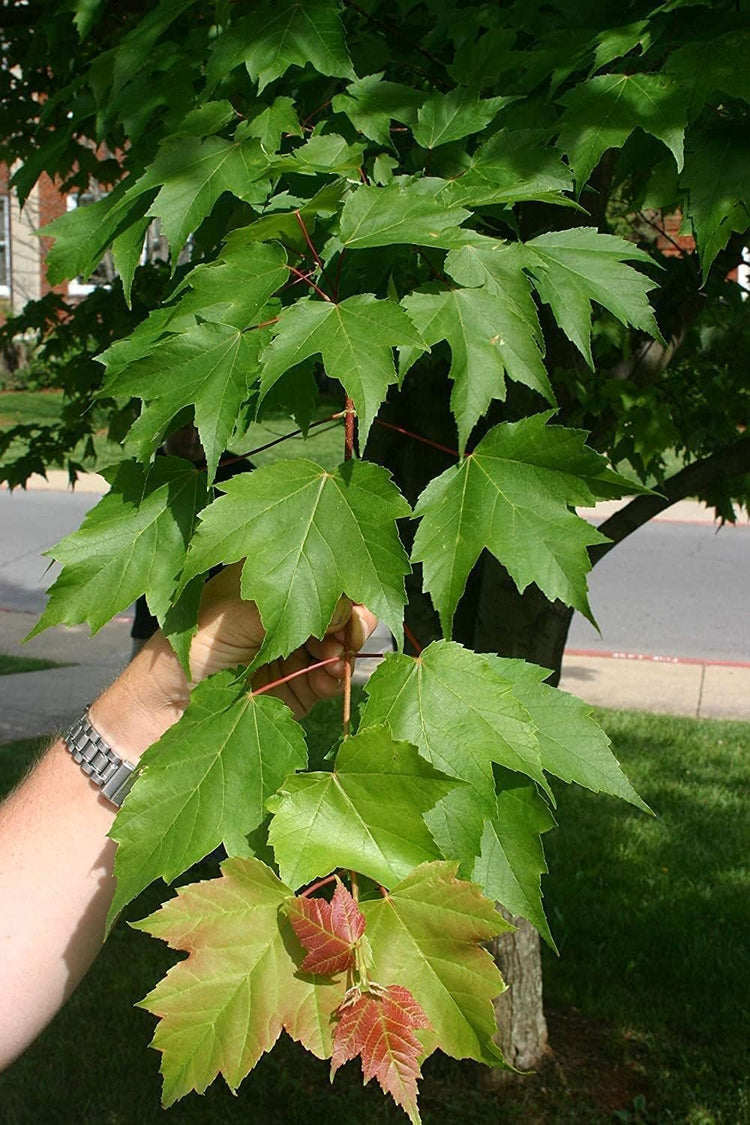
301 98 333 129
403 622 423 655
295 210 336 294
374 417 458 458
300 873 340 898
343 0 446 70
285 264 333 301
242 316 279 333
342 396 356 738
418 247 452 286
591 434 750 564
198 414 345 472
251 656 341 696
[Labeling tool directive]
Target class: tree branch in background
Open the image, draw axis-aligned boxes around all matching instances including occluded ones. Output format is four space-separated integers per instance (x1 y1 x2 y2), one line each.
592 434 750 564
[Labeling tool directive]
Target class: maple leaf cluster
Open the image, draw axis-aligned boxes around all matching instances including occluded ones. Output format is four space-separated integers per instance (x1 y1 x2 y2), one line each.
137 859 508 1121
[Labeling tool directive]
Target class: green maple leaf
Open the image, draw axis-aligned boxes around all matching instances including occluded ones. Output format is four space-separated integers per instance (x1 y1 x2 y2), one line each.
267 725 457 889
111 212 151 305
43 181 152 286
442 129 575 208
207 0 354 93
681 124 750 279
337 181 471 251
472 771 556 947
402 280 553 453
360 641 547 806
413 90 510 149
161 238 287 331
361 862 510 1068
229 179 348 251
109 672 307 923
134 135 273 260
332 73 424 147
240 96 302 151
275 134 365 176
521 228 662 368
557 72 687 189
591 20 650 73
104 322 262 483
259 295 424 443
412 413 641 630
486 655 650 811
664 31 750 121
180 458 410 666
172 99 238 138
98 241 287 377
28 457 205 639
359 641 549 895
134 857 347 1107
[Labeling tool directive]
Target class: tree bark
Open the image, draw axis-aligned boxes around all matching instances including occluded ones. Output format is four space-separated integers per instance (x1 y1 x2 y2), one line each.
489 911 549 1073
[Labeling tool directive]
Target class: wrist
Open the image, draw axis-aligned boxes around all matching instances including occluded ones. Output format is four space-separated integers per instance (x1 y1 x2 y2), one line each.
89 633 189 763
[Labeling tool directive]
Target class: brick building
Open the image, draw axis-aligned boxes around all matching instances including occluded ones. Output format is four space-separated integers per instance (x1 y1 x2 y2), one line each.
0 163 115 320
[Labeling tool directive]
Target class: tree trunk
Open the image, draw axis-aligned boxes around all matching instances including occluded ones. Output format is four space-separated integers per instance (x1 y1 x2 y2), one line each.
489 912 549 1072
470 556 574 1072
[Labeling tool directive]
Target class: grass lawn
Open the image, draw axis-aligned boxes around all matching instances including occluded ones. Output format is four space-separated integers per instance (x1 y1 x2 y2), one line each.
0 389 65 426
0 705 746 1124
0 653 69 675
0 388 346 476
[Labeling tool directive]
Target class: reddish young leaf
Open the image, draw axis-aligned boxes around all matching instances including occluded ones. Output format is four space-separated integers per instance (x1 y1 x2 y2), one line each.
331 984 431 1124
287 878 366 976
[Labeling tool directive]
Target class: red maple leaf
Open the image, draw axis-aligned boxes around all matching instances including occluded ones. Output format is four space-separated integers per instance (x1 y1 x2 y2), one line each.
287 878 366 976
331 983 431 1123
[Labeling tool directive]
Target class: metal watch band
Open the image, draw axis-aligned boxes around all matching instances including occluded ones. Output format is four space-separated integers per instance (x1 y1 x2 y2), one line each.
63 712 135 808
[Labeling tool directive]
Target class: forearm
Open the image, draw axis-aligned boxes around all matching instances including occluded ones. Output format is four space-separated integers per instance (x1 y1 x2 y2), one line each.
0 634 185 1070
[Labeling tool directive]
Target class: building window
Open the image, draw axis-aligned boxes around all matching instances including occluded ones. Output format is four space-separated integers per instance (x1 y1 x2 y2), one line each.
0 195 10 297
66 189 116 295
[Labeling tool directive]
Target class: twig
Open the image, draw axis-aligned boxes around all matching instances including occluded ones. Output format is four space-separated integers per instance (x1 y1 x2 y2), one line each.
341 396 356 738
403 622 423 654
242 316 280 333
197 413 346 472
252 656 341 696
374 417 458 458
295 210 335 294
300 873 340 898
343 0 446 71
285 264 332 301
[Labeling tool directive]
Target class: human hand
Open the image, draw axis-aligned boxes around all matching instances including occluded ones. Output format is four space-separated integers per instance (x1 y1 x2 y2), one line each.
186 561 378 717
91 564 378 758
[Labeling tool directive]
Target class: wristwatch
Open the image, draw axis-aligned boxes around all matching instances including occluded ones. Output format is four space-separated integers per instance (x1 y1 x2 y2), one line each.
62 712 136 807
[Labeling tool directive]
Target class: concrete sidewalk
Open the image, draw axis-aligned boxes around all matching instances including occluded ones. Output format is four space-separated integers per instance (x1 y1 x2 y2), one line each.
1 606 747 743
560 650 750 721
0 610 132 742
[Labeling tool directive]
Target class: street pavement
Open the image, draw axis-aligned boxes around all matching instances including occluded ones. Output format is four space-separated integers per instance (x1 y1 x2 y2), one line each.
0 475 748 740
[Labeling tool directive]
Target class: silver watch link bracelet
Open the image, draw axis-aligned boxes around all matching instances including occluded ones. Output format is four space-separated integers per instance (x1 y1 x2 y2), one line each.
62 712 136 808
